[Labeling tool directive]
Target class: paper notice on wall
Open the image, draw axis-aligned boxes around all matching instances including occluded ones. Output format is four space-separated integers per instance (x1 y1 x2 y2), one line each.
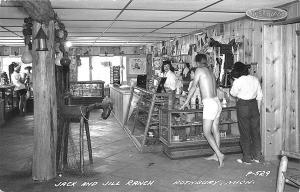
128 57 147 75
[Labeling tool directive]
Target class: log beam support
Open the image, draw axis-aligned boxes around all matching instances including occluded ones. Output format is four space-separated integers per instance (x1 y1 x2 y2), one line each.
31 20 57 181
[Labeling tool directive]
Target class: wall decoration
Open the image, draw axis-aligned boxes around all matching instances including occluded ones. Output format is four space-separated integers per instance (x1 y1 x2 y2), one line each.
3 47 10 56
181 44 189 55
69 56 77 82
101 61 111 67
152 57 162 70
246 8 288 21
128 57 147 75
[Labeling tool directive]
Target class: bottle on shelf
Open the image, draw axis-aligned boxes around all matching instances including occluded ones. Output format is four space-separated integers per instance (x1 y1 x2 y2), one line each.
195 96 199 109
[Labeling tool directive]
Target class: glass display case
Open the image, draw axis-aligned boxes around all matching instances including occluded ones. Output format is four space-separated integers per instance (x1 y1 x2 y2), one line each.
123 87 171 152
68 81 105 105
159 102 241 159
70 81 104 97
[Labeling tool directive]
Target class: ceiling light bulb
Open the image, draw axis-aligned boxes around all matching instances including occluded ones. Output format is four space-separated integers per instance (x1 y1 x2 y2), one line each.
65 41 72 48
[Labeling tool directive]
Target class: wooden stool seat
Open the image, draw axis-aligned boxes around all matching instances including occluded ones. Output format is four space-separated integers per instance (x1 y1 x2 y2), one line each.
276 151 300 192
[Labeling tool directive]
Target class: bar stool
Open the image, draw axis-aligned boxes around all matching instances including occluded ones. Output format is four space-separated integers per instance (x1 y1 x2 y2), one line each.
56 100 112 173
57 105 93 173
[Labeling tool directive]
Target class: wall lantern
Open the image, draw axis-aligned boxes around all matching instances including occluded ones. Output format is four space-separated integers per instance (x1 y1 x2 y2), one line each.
35 25 48 51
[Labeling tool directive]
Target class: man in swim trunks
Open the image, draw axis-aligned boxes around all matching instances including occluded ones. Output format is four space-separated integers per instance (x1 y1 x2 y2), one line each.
180 53 224 167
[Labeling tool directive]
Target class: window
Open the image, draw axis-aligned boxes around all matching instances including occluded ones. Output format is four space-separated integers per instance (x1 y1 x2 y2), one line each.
76 56 124 84
77 57 90 81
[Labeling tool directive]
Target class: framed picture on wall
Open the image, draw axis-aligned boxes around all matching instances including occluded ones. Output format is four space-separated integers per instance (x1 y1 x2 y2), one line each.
128 57 147 75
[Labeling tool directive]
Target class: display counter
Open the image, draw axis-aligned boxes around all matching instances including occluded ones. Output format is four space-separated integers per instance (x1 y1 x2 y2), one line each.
123 86 171 152
110 86 132 125
68 81 105 105
159 102 241 159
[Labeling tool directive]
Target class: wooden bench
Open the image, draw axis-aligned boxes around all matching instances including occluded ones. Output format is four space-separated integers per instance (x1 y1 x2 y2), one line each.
276 151 300 192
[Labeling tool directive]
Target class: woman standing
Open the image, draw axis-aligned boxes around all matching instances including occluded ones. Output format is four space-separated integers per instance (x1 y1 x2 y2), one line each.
11 65 27 115
230 62 263 164
161 60 177 93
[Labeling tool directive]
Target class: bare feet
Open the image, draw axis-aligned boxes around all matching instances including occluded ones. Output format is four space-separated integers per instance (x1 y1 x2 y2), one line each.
204 154 218 161
217 153 225 168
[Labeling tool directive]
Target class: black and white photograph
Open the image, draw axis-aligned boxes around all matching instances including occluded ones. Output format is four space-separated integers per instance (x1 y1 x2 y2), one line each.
0 0 299 192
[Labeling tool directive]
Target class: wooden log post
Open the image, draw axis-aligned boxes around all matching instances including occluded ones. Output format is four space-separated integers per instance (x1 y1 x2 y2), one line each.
32 20 57 181
19 0 57 181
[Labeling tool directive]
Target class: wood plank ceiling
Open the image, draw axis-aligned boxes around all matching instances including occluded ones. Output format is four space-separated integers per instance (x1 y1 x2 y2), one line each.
0 0 295 46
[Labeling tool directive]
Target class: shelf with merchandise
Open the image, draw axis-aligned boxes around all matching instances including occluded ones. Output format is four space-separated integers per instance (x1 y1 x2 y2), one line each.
159 105 241 159
123 86 172 152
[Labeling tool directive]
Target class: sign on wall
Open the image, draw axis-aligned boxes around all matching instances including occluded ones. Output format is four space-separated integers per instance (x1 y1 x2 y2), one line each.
128 57 147 75
246 8 288 21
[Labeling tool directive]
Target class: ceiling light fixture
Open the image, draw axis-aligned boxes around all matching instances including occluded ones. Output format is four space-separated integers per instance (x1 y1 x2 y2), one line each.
65 41 72 48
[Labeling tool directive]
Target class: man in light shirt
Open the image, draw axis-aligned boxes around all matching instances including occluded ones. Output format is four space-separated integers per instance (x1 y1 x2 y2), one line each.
230 62 263 164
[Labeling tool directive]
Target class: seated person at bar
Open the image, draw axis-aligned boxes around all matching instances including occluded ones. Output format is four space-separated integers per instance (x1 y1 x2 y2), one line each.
11 64 27 115
180 54 224 167
230 62 263 164
161 60 176 93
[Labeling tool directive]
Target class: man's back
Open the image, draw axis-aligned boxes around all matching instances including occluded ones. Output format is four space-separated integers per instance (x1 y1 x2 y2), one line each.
196 67 217 100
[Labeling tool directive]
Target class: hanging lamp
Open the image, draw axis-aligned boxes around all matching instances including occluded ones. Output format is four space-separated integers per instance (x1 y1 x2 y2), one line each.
21 45 33 64
21 35 33 64
35 24 48 51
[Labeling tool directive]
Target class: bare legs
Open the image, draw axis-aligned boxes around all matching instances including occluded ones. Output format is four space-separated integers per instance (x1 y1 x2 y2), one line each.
203 118 224 167
204 118 220 161
18 94 26 115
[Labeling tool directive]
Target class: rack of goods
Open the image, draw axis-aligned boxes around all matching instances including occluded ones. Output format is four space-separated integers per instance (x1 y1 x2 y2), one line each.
68 81 105 105
159 102 241 159
123 87 171 152
110 66 120 85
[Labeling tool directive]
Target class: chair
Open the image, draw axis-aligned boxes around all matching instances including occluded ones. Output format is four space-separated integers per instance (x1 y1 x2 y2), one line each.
276 151 300 192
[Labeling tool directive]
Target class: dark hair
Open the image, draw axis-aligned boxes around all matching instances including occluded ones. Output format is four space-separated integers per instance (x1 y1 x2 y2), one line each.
231 62 249 78
185 63 190 69
161 60 174 73
190 67 197 73
195 54 207 63
25 66 32 71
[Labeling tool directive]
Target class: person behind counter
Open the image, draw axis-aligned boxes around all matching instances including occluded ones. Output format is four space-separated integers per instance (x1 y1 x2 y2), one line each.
230 62 263 165
180 54 224 167
161 60 177 92
181 63 191 95
11 64 27 115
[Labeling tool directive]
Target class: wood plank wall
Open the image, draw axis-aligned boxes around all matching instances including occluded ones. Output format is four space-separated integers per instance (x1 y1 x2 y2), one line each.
151 1 300 160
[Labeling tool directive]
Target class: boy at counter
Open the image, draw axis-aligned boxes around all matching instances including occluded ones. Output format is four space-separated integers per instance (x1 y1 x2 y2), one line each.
180 54 224 167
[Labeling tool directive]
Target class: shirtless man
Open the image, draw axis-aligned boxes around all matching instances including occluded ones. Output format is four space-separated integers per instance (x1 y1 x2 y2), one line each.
180 54 224 167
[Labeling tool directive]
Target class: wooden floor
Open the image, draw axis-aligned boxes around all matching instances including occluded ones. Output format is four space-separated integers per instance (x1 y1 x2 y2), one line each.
0 111 299 192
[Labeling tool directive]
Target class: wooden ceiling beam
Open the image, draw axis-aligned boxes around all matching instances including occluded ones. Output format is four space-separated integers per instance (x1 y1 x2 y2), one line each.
18 0 55 23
